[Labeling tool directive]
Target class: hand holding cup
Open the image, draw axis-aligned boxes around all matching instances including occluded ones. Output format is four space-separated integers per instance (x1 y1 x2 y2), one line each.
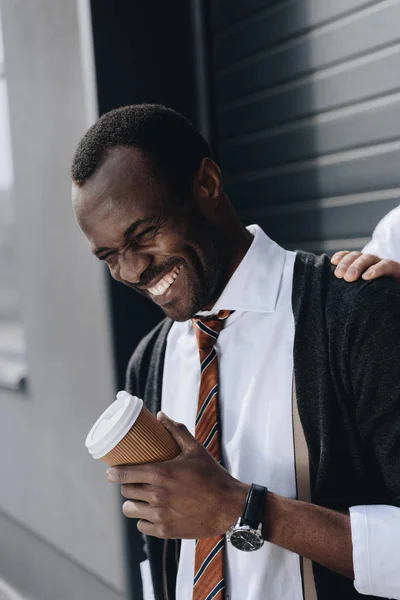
85 391 180 466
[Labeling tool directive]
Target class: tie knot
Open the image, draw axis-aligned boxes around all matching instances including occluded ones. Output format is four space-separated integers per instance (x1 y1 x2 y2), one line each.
192 310 232 350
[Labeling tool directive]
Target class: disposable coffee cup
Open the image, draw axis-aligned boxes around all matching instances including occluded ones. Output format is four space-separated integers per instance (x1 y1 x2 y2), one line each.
85 391 180 466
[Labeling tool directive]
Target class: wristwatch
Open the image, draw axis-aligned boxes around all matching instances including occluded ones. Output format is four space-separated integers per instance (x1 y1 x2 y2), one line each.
227 484 267 552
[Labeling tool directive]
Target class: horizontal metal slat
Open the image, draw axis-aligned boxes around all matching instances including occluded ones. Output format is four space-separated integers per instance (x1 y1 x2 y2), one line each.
211 0 281 32
215 0 400 104
211 0 375 34
225 143 400 208
219 93 400 174
214 0 387 69
284 237 370 253
216 46 400 139
251 195 400 242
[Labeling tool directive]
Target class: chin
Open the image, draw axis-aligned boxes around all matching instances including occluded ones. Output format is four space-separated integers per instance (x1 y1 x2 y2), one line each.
163 305 194 322
161 281 209 322
162 295 202 322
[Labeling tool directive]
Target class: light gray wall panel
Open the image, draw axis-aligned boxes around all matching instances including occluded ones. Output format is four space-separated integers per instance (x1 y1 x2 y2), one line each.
0 0 125 594
0 509 124 600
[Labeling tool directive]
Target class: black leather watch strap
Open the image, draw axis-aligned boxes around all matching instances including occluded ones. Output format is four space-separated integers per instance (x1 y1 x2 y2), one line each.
240 484 268 529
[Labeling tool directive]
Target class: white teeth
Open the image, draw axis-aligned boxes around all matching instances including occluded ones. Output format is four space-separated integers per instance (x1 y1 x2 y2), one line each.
148 265 182 297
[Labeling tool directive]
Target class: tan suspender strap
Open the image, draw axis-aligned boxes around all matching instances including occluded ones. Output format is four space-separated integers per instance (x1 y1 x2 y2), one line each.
292 376 318 600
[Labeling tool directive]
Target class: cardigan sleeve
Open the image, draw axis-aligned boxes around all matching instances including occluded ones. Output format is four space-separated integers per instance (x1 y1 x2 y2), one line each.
125 331 150 396
347 278 400 598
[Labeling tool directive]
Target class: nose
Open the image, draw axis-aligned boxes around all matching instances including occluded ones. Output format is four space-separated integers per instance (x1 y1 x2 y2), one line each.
117 250 152 285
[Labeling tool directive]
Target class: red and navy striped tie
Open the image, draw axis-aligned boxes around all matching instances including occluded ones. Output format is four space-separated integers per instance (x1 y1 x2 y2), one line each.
191 310 232 600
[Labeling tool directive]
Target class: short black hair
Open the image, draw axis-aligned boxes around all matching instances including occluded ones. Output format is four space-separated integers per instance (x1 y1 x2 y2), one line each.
71 104 212 194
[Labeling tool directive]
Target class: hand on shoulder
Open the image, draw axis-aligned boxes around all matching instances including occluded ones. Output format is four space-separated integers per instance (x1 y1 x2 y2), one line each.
331 251 400 283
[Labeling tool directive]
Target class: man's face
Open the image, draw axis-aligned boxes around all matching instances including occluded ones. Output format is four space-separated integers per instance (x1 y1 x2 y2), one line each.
73 147 229 321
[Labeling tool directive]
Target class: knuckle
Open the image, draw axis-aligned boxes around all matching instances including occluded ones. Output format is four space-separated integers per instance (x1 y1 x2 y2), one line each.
115 468 128 483
149 465 162 484
153 508 164 524
374 260 389 273
121 484 135 499
350 257 368 270
345 251 362 263
157 465 170 483
151 489 163 505
120 484 129 498
175 421 187 432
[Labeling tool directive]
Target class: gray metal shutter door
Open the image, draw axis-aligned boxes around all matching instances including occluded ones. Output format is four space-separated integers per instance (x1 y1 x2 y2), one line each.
210 0 400 253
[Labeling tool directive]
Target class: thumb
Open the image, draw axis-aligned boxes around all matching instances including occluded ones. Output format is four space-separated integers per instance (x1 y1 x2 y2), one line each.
157 412 197 452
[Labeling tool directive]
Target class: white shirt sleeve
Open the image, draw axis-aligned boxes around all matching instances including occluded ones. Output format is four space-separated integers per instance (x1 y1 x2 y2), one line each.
350 505 400 599
362 205 400 261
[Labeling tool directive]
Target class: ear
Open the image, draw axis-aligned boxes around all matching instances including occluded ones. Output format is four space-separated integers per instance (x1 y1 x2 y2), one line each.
194 158 223 210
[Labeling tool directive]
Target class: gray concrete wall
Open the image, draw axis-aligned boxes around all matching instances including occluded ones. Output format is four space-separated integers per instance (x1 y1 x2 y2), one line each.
0 0 125 595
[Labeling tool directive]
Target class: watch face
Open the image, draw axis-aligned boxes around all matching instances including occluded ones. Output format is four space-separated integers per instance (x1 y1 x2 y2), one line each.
229 528 264 552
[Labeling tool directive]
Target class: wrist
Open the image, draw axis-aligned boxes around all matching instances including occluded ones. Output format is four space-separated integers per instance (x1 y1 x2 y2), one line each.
222 480 250 532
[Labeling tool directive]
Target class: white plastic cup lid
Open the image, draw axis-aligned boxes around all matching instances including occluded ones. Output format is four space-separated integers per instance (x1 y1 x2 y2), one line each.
85 391 143 459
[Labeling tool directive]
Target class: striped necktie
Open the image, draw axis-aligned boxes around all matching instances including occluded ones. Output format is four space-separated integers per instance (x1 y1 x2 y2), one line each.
191 310 232 600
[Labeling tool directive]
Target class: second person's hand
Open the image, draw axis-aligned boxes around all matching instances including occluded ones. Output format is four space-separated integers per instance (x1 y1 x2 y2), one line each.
331 251 400 282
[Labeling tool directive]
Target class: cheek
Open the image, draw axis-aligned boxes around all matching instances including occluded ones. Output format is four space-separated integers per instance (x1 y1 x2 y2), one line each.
159 231 186 253
149 231 189 261
105 260 120 280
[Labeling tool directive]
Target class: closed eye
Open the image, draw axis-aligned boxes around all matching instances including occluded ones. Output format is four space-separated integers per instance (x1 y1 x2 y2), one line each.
99 250 116 261
135 226 156 240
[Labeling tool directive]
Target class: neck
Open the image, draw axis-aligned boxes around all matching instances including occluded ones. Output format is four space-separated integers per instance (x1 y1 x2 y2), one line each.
204 222 253 310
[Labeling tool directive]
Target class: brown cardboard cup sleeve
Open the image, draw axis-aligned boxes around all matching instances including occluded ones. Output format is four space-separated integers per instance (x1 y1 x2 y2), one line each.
85 391 180 466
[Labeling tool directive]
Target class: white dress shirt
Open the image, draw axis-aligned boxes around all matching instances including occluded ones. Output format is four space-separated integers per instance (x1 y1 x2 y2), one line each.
363 204 400 260
162 225 302 600
153 225 400 600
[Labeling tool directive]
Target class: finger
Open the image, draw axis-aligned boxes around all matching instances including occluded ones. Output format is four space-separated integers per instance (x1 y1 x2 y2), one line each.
107 464 157 485
122 500 153 520
137 519 162 538
121 483 152 502
157 412 197 453
363 259 400 282
331 251 350 265
333 251 362 278
342 254 382 282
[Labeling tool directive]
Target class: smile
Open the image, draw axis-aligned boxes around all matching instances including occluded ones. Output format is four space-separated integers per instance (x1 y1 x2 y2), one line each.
147 265 182 297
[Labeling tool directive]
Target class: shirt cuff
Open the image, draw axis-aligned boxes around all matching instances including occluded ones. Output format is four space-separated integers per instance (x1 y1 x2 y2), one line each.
350 505 400 599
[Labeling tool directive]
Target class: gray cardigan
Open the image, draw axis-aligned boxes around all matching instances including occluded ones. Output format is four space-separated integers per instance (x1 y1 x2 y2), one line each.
126 251 400 600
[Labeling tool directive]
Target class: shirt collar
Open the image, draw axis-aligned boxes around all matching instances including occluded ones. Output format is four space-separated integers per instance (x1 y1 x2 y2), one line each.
196 224 287 318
